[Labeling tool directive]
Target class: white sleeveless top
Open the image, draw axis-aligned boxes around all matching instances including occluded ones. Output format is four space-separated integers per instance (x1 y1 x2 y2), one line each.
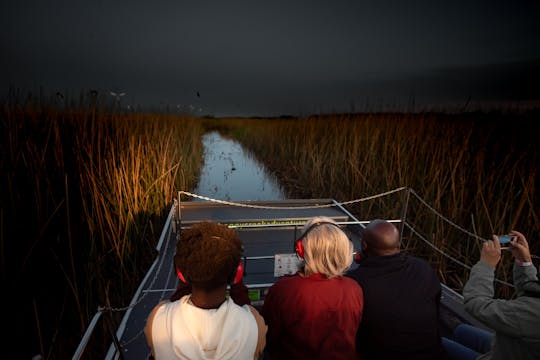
150 295 258 359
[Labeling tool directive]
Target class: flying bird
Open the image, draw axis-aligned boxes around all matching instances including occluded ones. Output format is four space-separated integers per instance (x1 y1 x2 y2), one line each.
196 91 200 98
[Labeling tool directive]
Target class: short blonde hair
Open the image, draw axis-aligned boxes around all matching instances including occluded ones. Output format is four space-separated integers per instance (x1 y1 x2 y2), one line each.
300 216 353 278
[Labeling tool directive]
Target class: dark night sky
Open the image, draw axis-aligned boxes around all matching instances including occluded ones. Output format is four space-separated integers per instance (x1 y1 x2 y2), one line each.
2 0 539 116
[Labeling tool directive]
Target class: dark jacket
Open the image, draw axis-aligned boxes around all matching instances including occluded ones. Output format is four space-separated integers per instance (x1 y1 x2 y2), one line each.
346 253 447 360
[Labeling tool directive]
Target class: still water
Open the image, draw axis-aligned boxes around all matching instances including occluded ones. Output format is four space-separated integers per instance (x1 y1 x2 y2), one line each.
192 131 286 200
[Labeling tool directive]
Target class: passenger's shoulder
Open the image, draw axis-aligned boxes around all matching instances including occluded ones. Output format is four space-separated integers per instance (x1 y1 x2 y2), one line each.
406 254 434 268
280 273 303 282
344 267 361 280
403 255 439 276
153 299 172 311
268 274 300 290
146 299 172 327
341 276 363 291
341 275 361 284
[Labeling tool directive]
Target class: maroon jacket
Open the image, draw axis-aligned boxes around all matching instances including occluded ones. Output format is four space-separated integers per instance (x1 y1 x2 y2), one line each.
261 273 364 360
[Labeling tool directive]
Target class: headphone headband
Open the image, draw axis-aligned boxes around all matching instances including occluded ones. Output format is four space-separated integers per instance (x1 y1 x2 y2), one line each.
176 257 245 285
300 221 341 239
295 221 341 259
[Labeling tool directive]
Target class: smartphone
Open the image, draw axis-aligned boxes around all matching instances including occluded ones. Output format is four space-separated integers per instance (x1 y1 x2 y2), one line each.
497 234 514 249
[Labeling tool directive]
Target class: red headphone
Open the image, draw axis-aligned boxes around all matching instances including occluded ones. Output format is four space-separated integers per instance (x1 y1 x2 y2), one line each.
295 221 342 259
176 261 244 285
353 251 362 263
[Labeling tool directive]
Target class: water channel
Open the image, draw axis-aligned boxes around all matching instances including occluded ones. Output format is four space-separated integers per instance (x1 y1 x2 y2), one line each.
192 131 286 201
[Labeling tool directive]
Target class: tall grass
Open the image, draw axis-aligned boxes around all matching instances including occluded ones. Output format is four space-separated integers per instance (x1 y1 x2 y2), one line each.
3 94 538 357
1 94 204 359
208 112 539 296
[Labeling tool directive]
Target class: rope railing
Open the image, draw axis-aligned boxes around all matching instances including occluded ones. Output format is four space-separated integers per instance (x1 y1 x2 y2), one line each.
178 187 407 209
78 187 535 359
178 186 539 270
107 188 530 314
409 189 491 243
404 222 514 287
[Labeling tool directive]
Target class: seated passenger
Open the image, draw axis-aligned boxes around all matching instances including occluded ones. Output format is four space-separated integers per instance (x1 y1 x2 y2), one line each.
144 221 267 360
444 230 540 360
261 216 364 359
346 219 447 360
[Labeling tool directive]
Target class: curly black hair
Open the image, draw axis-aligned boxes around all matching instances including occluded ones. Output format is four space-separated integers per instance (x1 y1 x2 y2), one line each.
174 221 243 291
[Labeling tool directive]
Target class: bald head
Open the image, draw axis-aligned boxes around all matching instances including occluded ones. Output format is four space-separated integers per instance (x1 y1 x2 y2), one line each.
363 219 400 256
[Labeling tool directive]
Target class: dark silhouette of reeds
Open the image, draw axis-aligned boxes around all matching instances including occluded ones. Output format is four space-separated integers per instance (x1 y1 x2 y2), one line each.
1 91 204 359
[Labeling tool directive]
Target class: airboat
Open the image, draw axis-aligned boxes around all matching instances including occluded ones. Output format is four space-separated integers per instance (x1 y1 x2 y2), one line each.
73 187 495 359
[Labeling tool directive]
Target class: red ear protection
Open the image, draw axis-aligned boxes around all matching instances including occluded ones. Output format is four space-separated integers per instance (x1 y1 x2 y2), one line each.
295 221 342 259
295 239 305 259
176 260 244 285
230 262 244 285
354 251 362 264
176 267 188 283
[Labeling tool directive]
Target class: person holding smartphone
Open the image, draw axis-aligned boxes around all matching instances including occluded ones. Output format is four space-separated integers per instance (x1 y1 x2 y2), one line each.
446 230 540 360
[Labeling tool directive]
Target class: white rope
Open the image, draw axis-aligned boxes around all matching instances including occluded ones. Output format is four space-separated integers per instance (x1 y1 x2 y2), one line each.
179 187 407 209
405 222 473 270
100 188 531 316
410 189 539 260
405 222 514 287
105 187 527 317
410 189 490 243
90 186 530 359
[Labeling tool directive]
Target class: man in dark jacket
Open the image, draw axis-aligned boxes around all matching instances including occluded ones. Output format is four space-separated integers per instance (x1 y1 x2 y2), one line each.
346 219 447 360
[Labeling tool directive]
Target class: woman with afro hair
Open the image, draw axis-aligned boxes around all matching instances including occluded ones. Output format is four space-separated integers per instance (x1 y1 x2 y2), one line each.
145 221 267 359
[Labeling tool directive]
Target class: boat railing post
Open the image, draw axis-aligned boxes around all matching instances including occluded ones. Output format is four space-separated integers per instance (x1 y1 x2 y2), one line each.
104 311 125 360
177 190 182 240
71 310 103 360
398 187 411 247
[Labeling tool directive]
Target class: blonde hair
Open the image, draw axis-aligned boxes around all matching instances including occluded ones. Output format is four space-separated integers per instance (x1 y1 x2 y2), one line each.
300 216 353 278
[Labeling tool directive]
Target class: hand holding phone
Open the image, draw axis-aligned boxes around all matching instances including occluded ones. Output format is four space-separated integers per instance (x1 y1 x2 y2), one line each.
507 230 532 263
497 234 515 249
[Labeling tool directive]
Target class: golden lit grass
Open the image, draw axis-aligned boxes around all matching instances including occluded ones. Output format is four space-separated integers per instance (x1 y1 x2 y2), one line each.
3 98 538 357
76 111 204 306
207 112 539 295
1 99 204 358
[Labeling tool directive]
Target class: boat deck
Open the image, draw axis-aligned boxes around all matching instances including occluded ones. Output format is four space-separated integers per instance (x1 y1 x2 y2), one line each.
72 197 492 360
107 199 368 359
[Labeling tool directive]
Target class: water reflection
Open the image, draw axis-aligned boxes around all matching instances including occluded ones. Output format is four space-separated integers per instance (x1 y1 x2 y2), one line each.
193 131 286 200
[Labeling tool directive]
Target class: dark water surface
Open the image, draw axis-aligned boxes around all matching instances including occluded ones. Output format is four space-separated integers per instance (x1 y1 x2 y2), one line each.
193 131 286 200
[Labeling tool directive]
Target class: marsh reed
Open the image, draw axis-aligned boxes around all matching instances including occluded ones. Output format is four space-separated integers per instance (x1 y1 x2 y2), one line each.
3 91 538 358
208 112 539 296
1 94 203 359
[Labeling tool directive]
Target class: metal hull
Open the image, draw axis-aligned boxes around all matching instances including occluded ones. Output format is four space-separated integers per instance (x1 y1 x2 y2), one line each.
75 196 492 359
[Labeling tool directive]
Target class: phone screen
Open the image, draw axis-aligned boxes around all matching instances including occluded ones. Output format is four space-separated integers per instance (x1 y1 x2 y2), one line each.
499 235 513 249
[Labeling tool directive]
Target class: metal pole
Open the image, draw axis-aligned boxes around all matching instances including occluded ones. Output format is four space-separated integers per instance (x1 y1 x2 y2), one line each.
398 187 411 246
177 191 181 222
104 311 125 360
177 191 182 240
71 311 103 360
